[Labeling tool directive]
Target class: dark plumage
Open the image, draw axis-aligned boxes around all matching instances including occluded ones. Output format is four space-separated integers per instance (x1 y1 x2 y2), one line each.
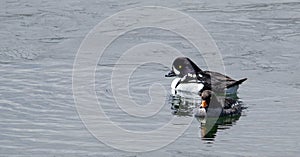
165 57 247 93
199 90 242 117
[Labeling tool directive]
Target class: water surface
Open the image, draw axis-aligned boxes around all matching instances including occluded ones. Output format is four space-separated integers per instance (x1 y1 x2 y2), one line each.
1 0 300 156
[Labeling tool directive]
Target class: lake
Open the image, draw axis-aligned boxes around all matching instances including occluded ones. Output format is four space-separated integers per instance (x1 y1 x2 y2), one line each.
1 0 299 156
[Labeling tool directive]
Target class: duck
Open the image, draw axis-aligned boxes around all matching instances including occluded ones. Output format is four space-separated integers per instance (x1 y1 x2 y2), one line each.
193 90 243 118
165 57 247 95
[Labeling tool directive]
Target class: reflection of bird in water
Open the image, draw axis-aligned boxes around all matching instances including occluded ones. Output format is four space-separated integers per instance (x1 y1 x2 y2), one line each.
193 90 243 118
169 91 246 142
170 95 201 117
195 115 241 143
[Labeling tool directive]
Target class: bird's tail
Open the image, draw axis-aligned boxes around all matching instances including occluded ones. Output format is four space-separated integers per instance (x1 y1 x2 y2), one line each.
227 78 247 88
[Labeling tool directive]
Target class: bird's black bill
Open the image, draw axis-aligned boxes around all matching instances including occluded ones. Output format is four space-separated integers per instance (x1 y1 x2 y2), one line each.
165 71 176 77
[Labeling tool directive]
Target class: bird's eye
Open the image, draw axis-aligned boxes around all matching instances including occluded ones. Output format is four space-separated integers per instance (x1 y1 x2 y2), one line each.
178 65 182 69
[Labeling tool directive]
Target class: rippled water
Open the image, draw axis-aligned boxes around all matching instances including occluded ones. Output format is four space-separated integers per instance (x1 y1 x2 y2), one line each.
1 0 300 156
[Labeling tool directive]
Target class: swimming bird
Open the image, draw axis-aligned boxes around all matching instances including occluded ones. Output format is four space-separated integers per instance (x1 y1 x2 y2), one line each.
193 90 242 118
165 57 247 95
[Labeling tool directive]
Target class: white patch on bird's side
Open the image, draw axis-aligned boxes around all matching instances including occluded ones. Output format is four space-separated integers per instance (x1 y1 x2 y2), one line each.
173 66 180 75
175 82 204 94
171 78 181 90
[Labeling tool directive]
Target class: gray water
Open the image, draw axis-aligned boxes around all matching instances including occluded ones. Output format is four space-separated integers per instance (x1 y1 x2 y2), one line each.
1 0 300 156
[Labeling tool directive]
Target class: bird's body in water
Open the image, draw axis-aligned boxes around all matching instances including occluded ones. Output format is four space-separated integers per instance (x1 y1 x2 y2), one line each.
165 57 247 95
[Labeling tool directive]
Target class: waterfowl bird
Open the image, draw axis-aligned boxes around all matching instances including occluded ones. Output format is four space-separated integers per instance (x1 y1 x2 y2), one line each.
165 57 247 95
193 90 242 118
